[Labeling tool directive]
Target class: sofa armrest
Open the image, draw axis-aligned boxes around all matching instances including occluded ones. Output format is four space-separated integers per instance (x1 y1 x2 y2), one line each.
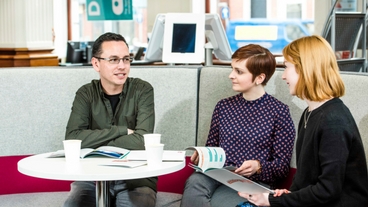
274 168 297 190
157 156 193 194
0 155 72 195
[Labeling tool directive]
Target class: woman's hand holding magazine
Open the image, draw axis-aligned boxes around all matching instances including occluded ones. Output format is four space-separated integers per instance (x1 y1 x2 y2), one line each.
190 150 199 165
186 146 274 194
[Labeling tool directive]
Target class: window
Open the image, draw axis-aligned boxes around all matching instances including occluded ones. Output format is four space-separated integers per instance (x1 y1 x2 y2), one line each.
69 0 147 51
234 25 278 40
285 23 306 40
287 4 302 19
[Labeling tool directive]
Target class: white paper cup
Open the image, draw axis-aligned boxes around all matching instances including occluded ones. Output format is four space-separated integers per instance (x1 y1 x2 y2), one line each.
143 134 161 147
63 140 81 163
145 143 164 167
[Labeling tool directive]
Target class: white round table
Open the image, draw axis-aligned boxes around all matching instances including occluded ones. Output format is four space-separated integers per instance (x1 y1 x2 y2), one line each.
18 152 185 207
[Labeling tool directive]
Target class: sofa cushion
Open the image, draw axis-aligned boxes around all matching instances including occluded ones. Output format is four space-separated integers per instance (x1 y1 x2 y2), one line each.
0 192 69 207
0 192 182 207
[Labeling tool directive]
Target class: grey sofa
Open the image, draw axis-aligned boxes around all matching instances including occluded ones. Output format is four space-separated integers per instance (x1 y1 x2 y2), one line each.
1 65 368 207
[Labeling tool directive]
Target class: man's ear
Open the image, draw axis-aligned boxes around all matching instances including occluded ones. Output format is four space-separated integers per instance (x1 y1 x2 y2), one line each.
91 57 100 72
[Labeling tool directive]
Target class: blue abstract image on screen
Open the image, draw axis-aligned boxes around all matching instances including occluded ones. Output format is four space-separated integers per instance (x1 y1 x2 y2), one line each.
171 23 196 53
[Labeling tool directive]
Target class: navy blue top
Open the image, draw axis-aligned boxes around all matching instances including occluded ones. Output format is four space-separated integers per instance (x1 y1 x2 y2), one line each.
206 93 296 185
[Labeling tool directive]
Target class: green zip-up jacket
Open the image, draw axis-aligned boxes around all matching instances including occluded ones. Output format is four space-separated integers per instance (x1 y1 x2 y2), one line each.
65 78 157 191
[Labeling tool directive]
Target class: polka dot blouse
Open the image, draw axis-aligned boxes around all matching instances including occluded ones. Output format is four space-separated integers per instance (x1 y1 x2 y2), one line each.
206 93 296 185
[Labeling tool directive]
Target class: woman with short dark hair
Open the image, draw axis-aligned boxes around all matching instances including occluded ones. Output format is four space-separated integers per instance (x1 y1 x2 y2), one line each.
181 44 296 207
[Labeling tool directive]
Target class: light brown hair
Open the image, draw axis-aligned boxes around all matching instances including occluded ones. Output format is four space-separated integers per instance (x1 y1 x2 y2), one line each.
282 35 345 101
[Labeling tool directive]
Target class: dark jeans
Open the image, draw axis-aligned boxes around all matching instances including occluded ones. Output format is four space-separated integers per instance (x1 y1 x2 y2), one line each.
180 172 247 207
63 181 156 207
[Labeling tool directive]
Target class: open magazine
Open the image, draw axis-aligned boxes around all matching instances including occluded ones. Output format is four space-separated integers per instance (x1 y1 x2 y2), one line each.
124 150 185 162
48 146 130 159
186 146 274 194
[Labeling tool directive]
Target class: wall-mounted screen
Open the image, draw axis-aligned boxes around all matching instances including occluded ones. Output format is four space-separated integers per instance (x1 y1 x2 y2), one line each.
171 23 196 53
144 13 232 64
205 14 232 61
144 13 166 62
162 13 205 64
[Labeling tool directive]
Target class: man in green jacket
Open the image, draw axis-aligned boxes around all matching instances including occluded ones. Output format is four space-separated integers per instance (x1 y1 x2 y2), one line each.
63 32 156 207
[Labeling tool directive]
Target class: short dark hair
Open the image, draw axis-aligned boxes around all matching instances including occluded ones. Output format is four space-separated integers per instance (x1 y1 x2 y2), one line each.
231 44 276 85
92 32 128 57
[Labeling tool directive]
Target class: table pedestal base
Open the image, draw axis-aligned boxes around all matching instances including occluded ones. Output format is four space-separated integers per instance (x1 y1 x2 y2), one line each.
96 181 110 207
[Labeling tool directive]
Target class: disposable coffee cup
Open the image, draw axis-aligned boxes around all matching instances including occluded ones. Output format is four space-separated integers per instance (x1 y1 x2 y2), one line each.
143 134 161 147
63 140 81 163
145 143 164 167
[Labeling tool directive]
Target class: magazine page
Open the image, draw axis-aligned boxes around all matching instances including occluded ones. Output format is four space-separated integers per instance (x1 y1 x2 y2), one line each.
88 146 130 159
125 150 185 161
204 168 274 194
48 148 94 158
186 147 226 172
79 148 94 158
47 150 66 158
48 146 129 159
100 160 147 168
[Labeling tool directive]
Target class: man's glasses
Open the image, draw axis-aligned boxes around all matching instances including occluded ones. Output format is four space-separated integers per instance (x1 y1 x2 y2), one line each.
94 56 133 64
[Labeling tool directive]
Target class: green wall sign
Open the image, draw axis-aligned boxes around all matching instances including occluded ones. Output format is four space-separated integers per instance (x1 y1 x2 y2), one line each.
86 0 133 21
